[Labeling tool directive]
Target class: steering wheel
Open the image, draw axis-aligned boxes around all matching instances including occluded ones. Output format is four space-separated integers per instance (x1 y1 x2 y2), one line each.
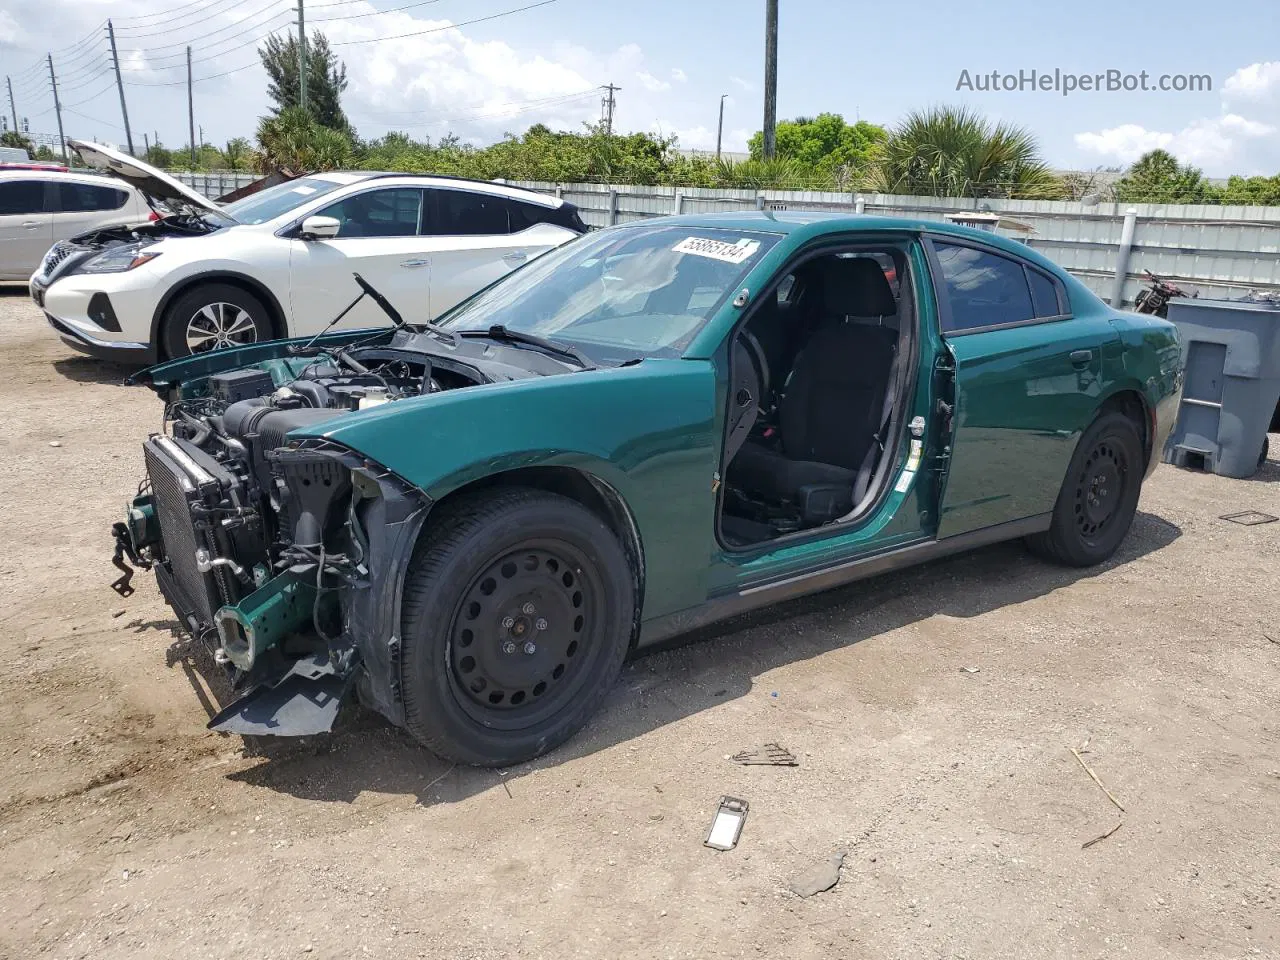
738 328 771 411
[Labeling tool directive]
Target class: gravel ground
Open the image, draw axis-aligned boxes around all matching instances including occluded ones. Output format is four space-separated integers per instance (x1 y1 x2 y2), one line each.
1 287 1278 960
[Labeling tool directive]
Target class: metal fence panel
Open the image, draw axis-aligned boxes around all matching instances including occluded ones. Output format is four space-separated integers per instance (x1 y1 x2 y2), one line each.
170 171 1280 307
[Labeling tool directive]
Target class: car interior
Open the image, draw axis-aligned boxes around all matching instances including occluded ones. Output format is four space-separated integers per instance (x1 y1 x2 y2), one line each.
719 245 915 548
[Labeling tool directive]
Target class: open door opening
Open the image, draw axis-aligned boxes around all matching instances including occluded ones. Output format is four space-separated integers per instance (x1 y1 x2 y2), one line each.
718 245 916 548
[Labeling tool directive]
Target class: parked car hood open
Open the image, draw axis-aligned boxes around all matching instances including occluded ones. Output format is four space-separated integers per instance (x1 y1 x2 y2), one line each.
69 139 227 219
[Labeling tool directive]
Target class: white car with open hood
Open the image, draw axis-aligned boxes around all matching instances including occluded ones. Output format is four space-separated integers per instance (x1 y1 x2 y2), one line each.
30 140 586 363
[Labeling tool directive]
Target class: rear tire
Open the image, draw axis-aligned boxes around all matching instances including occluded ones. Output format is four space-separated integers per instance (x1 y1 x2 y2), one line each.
1026 411 1144 567
399 488 635 767
160 283 271 359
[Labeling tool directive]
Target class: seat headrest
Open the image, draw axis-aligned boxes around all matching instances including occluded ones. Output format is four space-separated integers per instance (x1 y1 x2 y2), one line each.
816 257 897 317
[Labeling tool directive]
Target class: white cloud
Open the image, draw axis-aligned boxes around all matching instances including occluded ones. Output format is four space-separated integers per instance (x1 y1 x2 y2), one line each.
1073 61 1280 175
1223 61 1280 103
1075 114 1277 172
671 68 687 83
0 10 27 45
635 70 670 93
730 75 754 92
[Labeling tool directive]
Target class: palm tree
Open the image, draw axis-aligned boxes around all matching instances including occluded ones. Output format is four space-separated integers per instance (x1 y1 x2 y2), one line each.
869 106 1063 199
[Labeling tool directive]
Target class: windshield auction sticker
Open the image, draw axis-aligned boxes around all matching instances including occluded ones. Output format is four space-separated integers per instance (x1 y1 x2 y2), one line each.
672 236 761 264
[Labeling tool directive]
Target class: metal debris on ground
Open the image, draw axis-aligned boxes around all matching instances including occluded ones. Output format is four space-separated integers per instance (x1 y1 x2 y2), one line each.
960 666 981 674
704 796 749 851
1070 747 1125 812
1082 822 1123 849
731 743 798 766
1219 511 1278 526
788 851 846 898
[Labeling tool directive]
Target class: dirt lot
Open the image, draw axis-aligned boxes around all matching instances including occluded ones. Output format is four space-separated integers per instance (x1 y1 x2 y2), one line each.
1 287 1278 960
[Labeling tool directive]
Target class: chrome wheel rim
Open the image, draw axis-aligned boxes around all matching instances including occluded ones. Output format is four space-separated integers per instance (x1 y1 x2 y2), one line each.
185 302 258 353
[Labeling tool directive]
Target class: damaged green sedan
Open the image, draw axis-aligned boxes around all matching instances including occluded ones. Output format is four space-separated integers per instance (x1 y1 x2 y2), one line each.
111 212 1184 766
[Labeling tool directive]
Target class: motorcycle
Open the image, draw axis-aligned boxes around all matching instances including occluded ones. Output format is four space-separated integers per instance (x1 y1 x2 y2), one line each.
1134 269 1196 317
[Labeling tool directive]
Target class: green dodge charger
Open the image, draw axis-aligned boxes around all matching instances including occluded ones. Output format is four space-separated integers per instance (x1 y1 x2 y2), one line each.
111 211 1184 766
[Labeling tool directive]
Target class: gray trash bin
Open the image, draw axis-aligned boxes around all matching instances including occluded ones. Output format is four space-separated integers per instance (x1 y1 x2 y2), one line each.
1162 297 1280 479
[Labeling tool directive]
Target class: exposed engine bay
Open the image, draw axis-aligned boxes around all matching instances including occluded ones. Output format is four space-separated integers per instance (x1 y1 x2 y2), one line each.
111 283 584 737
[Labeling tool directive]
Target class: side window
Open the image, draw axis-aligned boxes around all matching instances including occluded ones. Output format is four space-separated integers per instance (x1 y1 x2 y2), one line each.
58 182 128 213
0 180 49 215
315 188 423 238
428 189 510 236
1028 267 1066 318
933 241 1035 333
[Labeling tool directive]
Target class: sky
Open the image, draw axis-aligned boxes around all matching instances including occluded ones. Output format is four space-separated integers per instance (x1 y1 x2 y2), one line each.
0 0 1277 177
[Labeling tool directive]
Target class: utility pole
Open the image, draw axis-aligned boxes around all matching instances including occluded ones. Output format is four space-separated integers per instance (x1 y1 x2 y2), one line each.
5 77 17 140
47 55 67 163
297 0 308 114
762 0 778 159
186 46 196 166
106 21 135 155
716 93 727 160
600 83 619 135
143 132 150 156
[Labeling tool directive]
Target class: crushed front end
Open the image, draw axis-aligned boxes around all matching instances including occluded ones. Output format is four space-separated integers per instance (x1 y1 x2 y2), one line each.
112 349 441 736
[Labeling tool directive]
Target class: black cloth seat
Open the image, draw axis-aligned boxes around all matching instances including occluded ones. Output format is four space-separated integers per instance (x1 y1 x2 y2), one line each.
728 257 899 526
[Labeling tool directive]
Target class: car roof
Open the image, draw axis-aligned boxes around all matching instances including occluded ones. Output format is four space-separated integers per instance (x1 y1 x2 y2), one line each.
0 168 136 188
315 171 565 209
627 210 1056 267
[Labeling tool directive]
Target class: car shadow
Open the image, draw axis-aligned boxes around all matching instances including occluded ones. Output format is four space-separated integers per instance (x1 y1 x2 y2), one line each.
51 355 144 387
200 510 1183 805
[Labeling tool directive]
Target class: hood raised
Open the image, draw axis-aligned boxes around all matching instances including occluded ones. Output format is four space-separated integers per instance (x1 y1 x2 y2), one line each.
69 139 225 216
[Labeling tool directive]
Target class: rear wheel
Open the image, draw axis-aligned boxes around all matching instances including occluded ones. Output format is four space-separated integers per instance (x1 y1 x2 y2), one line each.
1026 411 1144 567
400 488 635 767
160 283 271 358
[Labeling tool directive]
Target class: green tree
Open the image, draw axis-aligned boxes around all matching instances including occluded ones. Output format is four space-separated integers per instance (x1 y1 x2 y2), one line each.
145 142 173 168
1218 173 1280 205
870 105 1062 199
748 113 886 180
1115 150 1217 203
258 31 350 132
34 144 55 161
222 137 255 171
257 106 353 172
0 130 33 155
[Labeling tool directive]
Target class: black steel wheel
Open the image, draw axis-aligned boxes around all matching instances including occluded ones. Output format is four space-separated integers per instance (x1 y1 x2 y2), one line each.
399 488 634 767
1027 411 1144 567
448 543 601 728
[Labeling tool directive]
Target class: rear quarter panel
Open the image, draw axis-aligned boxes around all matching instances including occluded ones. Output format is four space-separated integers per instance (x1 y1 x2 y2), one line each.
292 359 721 621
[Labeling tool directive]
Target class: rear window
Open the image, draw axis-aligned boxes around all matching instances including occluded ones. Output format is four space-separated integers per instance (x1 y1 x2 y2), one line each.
58 181 128 213
933 241 1035 333
0 180 48 215
1028 267 1065 318
427 189 511 236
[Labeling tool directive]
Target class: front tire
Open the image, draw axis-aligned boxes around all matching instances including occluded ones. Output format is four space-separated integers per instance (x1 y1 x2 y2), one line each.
160 283 271 358
400 488 635 767
1026 411 1144 567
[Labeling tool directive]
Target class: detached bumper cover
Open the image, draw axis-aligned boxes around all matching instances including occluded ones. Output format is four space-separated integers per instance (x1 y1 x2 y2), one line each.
208 654 357 737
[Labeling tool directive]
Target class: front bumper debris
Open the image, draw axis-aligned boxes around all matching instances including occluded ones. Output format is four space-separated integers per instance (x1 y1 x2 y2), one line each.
207 653 357 737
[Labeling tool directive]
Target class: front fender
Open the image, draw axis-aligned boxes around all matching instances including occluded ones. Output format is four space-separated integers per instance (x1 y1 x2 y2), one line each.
293 359 721 619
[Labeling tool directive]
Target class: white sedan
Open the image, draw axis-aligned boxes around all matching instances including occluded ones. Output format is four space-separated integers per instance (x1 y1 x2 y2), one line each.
31 140 585 362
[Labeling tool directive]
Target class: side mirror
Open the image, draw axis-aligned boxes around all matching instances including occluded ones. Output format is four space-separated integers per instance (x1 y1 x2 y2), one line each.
299 215 341 240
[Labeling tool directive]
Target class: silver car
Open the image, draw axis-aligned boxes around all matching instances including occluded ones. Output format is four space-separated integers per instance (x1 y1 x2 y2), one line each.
0 169 152 280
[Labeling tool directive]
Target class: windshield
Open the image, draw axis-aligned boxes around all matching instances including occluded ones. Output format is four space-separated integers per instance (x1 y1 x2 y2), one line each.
222 176 347 224
440 223 779 362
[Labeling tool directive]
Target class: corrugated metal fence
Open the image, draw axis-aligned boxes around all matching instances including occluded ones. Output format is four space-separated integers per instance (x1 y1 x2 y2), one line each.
175 172 1280 308
515 182 1280 307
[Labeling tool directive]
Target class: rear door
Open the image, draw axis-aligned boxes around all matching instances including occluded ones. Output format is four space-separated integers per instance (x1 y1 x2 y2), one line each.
417 188 571 319
287 186 431 333
53 179 134 239
927 236 1120 538
0 178 54 279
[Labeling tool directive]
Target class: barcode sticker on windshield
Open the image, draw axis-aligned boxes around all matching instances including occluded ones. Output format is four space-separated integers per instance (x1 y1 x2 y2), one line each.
672 236 761 264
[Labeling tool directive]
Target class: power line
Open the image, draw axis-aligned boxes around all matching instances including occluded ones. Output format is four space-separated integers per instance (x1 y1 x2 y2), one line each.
331 0 561 45
312 0 445 21
119 11 293 67
113 0 272 38
115 0 288 46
